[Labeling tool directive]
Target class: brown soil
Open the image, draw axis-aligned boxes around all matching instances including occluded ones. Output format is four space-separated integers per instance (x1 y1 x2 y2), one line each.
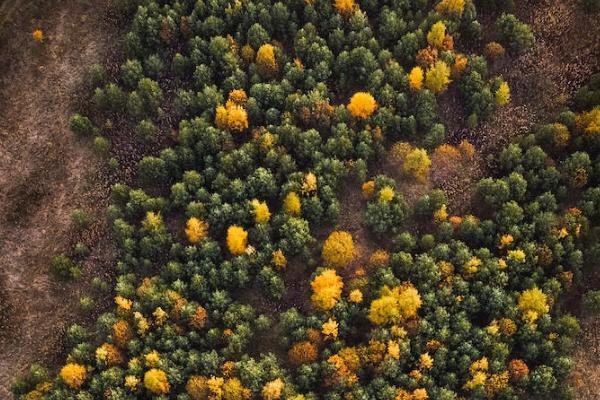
0 1 118 397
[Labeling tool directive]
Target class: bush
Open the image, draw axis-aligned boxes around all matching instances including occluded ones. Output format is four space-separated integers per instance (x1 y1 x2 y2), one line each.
69 114 97 136
50 254 81 280
582 290 600 315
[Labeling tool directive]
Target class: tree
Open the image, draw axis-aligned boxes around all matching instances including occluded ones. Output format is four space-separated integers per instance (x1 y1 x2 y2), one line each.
288 341 319 366
144 369 170 395
517 288 549 323
334 0 356 17
495 81 511 105
59 363 86 389
251 199 271 224
427 21 446 48
347 92 377 119
186 217 208 243
496 14 533 53
227 226 248 255
435 0 465 16
408 67 424 92
322 231 356 268
369 285 422 325
425 60 451 93
402 148 431 182
311 269 343 311
256 44 278 79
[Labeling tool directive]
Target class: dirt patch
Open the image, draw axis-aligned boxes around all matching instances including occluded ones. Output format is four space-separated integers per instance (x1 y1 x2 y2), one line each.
0 1 119 397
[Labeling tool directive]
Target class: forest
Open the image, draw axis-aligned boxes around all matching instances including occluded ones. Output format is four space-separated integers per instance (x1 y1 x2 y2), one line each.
0 0 599 399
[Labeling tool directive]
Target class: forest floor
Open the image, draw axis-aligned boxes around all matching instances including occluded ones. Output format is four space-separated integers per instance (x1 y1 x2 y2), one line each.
0 0 118 397
0 0 598 399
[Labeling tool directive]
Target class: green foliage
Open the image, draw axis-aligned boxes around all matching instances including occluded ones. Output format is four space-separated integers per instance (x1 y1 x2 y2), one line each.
50 254 81 280
496 13 534 53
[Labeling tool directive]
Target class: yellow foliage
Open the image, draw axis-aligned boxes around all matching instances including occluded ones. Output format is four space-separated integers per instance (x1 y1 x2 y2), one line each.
223 377 252 400
402 148 431 182
508 249 526 262
349 289 363 303
361 180 375 199
322 231 356 268
499 318 517 336
408 67 424 92
427 22 446 48
215 105 229 129
301 172 318 195
452 54 468 79
262 378 285 400
32 29 44 42
311 269 344 311
186 217 209 244
288 341 319 366
334 0 356 17
425 60 451 93
227 105 249 132
272 249 287 269
256 44 278 78
412 388 429 400
124 375 139 390
495 81 511 106
369 249 390 268
144 369 170 395
379 186 395 202
187 376 209 399
190 305 208 329
283 192 301 216
115 295 133 312
228 89 248 105
143 211 163 231
112 319 131 348
322 318 339 339
576 107 600 135
369 285 422 325
435 0 465 16
499 234 514 248
95 343 123 366
59 363 87 389
484 42 506 59
486 371 509 398
463 256 481 276
347 92 377 119
553 123 571 147
227 225 248 255
517 287 549 322
419 353 433 370
251 199 271 224
434 204 448 222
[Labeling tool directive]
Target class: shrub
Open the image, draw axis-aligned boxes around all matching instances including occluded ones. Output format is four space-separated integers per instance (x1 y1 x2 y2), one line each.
582 290 600 315
50 254 81 280
71 209 89 230
69 114 97 136
322 231 356 269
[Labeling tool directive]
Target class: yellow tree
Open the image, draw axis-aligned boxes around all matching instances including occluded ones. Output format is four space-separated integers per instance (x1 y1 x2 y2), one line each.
227 225 248 255
185 217 208 243
311 269 344 311
402 148 431 182
435 0 465 16
425 60 451 93
256 44 278 79
334 0 355 17
427 21 446 48
408 66 424 92
369 285 422 325
322 230 356 268
495 81 511 106
347 92 377 119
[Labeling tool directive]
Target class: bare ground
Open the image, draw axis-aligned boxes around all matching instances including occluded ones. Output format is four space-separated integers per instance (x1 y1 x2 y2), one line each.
0 1 118 397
